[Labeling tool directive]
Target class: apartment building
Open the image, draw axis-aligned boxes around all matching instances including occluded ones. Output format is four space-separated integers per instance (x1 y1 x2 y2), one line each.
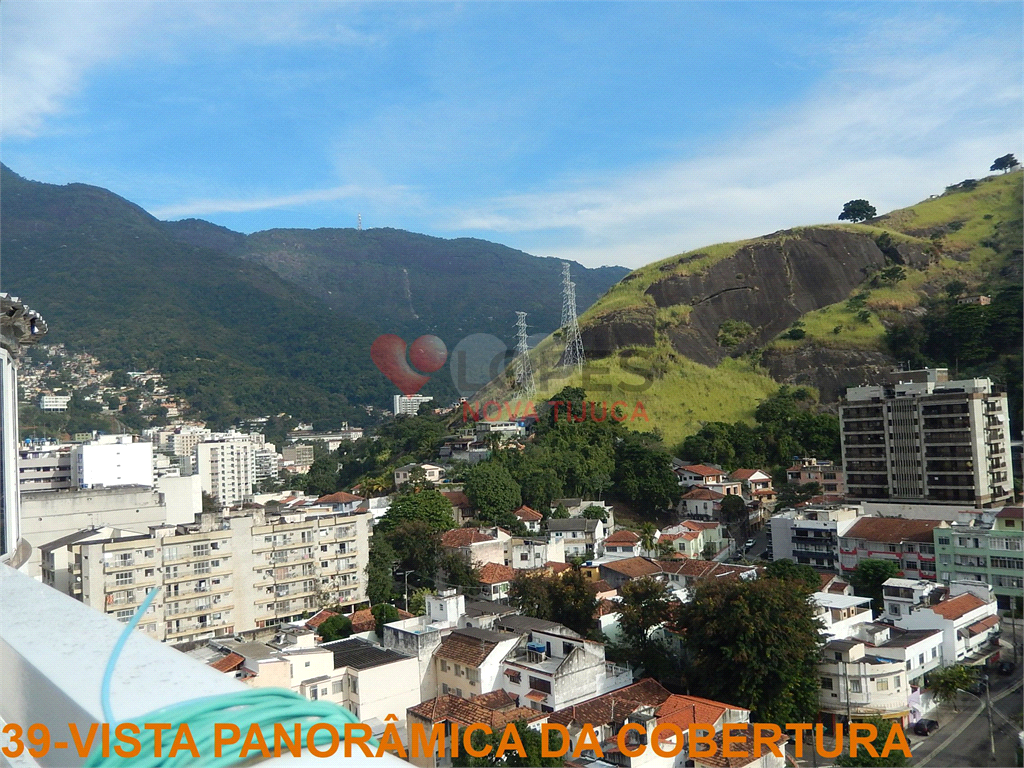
196 440 255 507
934 506 1024 610
818 637 911 730
838 517 948 581
547 518 605 558
152 426 212 462
394 394 433 416
767 504 861 568
18 444 73 492
840 370 1013 507
60 506 371 644
39 394 71 412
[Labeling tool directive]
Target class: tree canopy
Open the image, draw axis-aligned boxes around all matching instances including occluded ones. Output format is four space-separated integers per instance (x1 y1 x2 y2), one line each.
849 559 900 613
990 154 1019 173
376 488 456 536
839 199 877 223
675 576 824 725
317 614 353 642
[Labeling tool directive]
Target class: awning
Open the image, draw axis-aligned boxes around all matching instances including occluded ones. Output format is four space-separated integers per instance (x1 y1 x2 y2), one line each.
525 690 547 702
968 615 999 635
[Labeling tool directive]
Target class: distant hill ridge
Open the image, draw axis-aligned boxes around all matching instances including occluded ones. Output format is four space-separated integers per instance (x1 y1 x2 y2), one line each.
0 164 627 428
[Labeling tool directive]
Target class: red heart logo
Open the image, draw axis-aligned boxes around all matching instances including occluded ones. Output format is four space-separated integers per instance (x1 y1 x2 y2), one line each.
371 334 448 395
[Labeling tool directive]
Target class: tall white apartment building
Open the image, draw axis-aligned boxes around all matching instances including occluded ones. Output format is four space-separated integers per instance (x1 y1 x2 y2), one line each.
197 441 255 507
393 394 433 417
59 506 371 645
153 426 212 459
841 369 1013 507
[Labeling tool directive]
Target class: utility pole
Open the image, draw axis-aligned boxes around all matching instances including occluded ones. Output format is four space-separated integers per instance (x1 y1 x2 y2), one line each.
984 674 995 762
394 568 413 612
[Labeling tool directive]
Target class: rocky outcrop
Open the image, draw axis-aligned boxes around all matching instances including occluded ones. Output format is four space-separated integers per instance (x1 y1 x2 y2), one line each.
582 228 933 365
760 345 897 405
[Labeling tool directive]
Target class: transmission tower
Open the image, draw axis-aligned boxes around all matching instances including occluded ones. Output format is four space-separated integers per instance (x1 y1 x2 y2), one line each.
512 311 536 400
357 213 362 231
560 263 585 372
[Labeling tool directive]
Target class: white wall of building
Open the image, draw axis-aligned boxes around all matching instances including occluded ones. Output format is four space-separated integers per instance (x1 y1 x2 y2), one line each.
74 440 154 489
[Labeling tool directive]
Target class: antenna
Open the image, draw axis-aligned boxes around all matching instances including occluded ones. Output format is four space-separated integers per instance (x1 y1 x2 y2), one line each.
357 213 362 231
513 312 536 400
560 263 585 372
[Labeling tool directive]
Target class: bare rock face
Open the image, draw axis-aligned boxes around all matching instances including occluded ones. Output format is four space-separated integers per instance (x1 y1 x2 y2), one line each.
760 345 897 405
581 228 932 366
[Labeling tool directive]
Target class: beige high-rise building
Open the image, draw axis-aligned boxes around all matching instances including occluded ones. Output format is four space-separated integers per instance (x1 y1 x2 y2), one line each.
56 506 371 645
841 370 1013 508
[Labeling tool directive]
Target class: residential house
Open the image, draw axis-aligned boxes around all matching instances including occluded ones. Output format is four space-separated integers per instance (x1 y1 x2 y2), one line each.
440 490 475 526
730 468 774 497
658 520 726 560
440 527 510 567
513 505 543 533
818 636 912 731
550 499 615 528
495 615 632 713
394 463 445 488
838 517 948 580
508 536 565 570
314 491 366 515
812 593 874 641
477 562 517 602
678 487 724 519
787 457 844 495
406 692 544 768
547 518 605 559
547 679 778 768
202 631 419 732
886 578 1001 665
433 627 521 699
934 506 1023 610
602 529 643 560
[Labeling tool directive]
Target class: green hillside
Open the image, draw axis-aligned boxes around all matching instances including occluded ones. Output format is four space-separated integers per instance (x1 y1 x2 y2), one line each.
489 172 1023 448
0 165 626 429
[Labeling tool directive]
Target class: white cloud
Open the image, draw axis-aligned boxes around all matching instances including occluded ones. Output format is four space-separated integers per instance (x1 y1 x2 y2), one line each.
150 183 416 219
443 37 1022 268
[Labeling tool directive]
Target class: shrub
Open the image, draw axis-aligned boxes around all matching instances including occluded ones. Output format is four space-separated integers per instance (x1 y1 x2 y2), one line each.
717 319 754 348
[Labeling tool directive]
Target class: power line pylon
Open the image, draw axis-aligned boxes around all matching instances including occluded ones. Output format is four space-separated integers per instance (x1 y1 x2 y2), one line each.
512 311 536 400
560 263 585 372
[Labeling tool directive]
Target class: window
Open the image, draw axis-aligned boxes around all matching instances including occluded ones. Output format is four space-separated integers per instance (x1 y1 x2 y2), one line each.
563 642 574 656
888 605 900 615
115 572 134 586
876 679 889 691
821 677 833 690
115 609 133 624
520 553 529 561
467 668 479 684
919 653 925 665
442 684 449 695
439 660 449 673
528 677 552 694
991 557 1024 571
937 537 950 546
454 664 463 677
931 648 937 658
850 679 862 693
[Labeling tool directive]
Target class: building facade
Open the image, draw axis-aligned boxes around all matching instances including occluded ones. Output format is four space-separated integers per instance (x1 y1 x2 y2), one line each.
59 506 371 645
841 370 1013 507
196 440 255 507
934 507 1024 610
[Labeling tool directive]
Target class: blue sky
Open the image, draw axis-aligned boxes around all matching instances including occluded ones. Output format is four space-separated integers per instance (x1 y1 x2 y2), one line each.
3 2 1021 268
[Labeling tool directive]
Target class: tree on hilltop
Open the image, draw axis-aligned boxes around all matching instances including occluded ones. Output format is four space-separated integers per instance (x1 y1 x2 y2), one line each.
839 199 877 223
990 154 1019 173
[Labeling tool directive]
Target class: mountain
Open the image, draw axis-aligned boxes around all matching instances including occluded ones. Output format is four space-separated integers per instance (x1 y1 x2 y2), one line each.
490 172 1023 448
0 165 627 428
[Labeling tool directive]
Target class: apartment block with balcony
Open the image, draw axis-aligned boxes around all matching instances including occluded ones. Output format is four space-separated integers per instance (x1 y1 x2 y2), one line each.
61 505 370 645
838 517 948 581
934 506 1024 611
196 439 256 507
840 370 1013 507
767 503 861 568
818 637 911 731
786 457 845 495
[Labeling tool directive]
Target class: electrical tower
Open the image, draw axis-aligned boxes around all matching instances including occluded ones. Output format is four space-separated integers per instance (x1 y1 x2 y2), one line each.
560 263 585 372
357 213 362 231
512 311 536 400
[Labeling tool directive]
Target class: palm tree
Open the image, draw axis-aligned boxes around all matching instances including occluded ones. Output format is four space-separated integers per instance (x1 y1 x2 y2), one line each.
639 522 658 554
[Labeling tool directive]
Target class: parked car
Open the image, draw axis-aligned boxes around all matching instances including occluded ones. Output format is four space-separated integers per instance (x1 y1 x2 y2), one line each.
914 719 940 736
967 678 988 695
997 661 1017 675
744 539 756 549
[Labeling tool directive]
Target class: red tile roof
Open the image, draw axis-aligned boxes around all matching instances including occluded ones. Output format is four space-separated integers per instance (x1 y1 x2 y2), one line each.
435 630 504 666
931 593 987 620
470 689 517 710
845 517 947 544
604 530 641 546
546 561 572 574
210 652 245 673
968 615 999 635
587 579 616 595
599 557 664 578
441 528 496 548
681 487 725 501
316 491 365 505
729 468 765 481
409 695 543 728
513 505 543 522
692 723 788 767
442 490 473 509
682 464 726 477
305 609 339 630
548 679 674 727
996 506 1023 519
347 607 413 633
478 562 517 585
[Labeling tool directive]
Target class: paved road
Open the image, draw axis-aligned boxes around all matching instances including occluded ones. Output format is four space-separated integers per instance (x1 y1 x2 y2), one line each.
910 673 1023 767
